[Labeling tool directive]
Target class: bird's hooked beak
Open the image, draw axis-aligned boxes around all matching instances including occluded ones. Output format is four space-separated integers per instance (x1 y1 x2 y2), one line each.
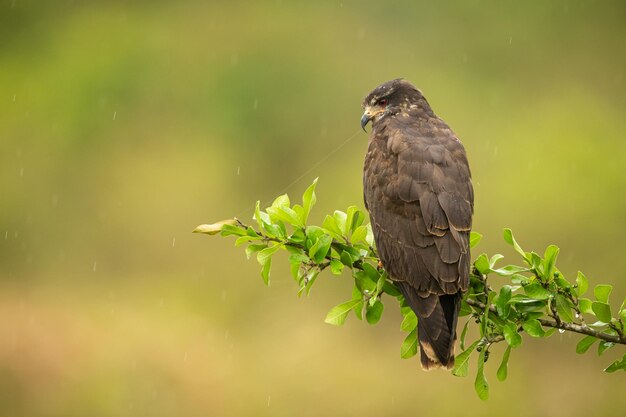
361 107 374 132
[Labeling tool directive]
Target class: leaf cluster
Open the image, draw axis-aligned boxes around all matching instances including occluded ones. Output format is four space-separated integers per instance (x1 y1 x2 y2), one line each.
195 180 625 399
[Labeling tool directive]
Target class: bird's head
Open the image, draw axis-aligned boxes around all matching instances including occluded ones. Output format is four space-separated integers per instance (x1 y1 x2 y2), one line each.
360 78 425 131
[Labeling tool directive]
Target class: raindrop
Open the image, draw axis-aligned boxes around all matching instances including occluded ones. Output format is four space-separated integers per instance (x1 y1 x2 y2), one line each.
267 396 271 407
558 329 565 334
4 231 7 240
93 261 97 272
19 167 24 177
183 351 188 362
253 98 258 110
51 194 59 208
221 289 227 301
12 94 16 102
237 166 240 176
112 111 117 121
172 237 176 247
509 37 513 45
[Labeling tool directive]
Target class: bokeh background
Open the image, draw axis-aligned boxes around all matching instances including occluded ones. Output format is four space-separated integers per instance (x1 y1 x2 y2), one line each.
1 1 625 416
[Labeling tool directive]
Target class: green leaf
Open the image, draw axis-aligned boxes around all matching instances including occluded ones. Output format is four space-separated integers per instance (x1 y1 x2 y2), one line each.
491 265 528 276
245 243 267 259
543 245 559 280
289 261 303 282
576 271 589 296
308 234 332 263
234 235 257 246
193 218 239 235
330 259 344 275
351 286 364 320
257 244 282 285
257 244 282 266
452 340 479 377
522 319 545 337
496 286 512 319
350 225 368 244
288 228 305 244
340 250 354 267
324 299 361 326
496 345 512 381
579 298 594 315
469 232 482 249
597 341 614 356
474 349 489 401
321 215 343 239
333 210 348 236
366 300 384 324
345 206 365 234
382 281 401 297
591 302 612 323
554 275 571 290
503 228 527 260
523 283 551 300
474 254 491 274
509 296 547 314
400 329 418 359
503 323 522 348
361 262 381 282
400 309 418 332
480 297 490 336
261 218 286 239
354 271 377 294
594 284 612 304
489 254 504 268
375 271 387 294
460 320 470 350
253 200 270 228
603 354 626 373
301 178 318 224
271 193 290 209
556 294 575 322
365 223 375 246
459 300 472 317
266 205 304 228
260 258 272 286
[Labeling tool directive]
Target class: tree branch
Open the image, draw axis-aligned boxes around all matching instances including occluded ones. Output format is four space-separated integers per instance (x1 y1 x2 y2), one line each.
465 298 625 345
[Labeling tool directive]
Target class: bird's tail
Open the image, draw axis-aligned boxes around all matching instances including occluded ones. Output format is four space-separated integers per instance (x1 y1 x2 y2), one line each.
398 283 461 370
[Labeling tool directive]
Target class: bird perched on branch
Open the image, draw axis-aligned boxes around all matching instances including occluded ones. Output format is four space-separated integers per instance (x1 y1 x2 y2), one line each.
361 79 474 370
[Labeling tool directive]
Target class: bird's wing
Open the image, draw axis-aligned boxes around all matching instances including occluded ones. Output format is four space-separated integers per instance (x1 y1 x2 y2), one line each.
364 118 473 295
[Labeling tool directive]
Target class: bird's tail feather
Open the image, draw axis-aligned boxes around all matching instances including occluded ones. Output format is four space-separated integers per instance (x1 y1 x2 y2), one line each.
398 283 461 370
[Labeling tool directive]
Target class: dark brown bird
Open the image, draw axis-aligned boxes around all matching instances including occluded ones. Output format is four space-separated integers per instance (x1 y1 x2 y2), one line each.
361 79 474 370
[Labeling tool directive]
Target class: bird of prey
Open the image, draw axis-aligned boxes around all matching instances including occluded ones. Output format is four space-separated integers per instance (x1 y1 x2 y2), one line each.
361 79 474 370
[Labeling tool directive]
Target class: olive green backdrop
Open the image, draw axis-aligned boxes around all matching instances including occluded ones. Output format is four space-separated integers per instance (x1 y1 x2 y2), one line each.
1 1 625 416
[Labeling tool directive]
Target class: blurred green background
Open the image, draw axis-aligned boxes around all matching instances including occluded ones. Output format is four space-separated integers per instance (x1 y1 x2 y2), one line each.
1 1 625 415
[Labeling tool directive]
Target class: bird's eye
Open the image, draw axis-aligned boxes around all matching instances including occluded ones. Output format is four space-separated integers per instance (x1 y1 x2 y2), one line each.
379 98 388 106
